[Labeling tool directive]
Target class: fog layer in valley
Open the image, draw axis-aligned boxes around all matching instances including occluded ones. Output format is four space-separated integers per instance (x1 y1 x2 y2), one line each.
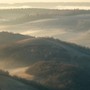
0 9 90 47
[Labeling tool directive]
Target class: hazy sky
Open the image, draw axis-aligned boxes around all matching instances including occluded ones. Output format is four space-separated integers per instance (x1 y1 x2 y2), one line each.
0 0 90 3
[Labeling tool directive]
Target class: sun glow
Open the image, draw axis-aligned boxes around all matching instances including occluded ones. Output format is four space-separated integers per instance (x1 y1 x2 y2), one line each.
0 0 90 3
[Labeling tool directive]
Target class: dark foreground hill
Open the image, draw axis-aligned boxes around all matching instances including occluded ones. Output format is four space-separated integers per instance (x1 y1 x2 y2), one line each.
0 70 38 90
26 61 90 90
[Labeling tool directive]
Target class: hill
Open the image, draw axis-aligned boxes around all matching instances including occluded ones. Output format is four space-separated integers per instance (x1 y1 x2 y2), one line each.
0 32 32 45
0 9 90 47
0 70 38 90
0 33 90 68
26 61 90 90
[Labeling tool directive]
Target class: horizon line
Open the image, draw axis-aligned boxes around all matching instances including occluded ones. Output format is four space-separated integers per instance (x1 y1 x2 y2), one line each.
1 2 90 4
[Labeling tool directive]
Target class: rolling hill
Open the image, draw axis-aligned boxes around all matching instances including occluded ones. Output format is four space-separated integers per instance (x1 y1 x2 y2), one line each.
0 32 89 90
0 8 90 90
0 32 90 69
26 61 90 90
0 32 32 45
0 70 38 90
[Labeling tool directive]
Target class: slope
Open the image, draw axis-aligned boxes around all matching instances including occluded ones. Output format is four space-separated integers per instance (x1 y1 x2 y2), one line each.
26 61 90 90
0 32 32 46
0 71 38 90
0 36 90 68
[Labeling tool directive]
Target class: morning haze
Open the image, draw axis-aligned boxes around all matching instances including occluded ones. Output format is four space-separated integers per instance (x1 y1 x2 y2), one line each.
0 1 90 90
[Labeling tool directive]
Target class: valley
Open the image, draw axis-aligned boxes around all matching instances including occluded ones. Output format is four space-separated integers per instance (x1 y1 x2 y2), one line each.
0 7 90 90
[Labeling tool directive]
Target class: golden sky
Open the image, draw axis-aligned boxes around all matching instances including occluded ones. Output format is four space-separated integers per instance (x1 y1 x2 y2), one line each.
0 0 90 3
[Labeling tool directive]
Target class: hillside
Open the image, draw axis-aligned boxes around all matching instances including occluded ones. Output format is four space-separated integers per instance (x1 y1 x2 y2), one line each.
26 61 90 90
0 70 38 90
0 32 32 45
0 33 90 68
0 6 90 90
0 32 89 90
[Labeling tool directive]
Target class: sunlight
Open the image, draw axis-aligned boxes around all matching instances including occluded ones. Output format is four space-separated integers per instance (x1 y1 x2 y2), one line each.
0 0 90 3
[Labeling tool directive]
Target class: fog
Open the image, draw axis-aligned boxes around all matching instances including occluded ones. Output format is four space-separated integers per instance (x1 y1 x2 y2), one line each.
0 8 90 47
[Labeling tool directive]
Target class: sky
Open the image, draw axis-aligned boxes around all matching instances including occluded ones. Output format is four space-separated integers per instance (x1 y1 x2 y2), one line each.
0 0 90 3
